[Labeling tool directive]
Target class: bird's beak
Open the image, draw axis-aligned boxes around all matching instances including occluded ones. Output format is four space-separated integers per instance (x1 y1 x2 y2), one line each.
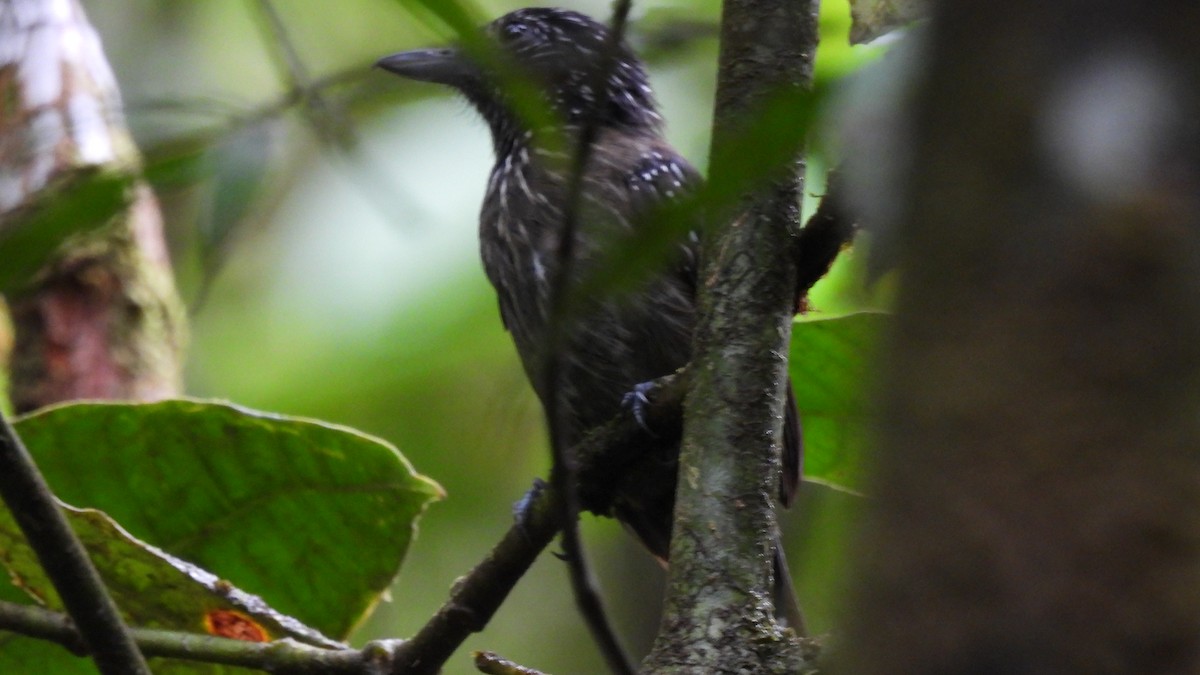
375 48 472 86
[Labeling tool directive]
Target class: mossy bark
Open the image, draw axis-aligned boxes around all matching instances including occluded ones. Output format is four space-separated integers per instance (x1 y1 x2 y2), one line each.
642 0 820 671
1 0 185 412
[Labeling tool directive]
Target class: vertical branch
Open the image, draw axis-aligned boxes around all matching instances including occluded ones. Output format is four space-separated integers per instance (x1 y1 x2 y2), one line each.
542 2 636 673
0 411 149 674
643 0 818 670
1 0 185 413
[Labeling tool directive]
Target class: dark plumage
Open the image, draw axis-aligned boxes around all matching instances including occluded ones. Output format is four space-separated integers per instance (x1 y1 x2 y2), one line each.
379 7 802 623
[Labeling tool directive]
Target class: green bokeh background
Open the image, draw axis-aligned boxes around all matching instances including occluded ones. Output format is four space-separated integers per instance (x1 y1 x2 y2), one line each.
74 1 886 672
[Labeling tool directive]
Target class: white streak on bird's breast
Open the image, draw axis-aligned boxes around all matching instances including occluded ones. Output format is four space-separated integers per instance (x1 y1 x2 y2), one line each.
531 252 547 282
512 145 534 204
483 134 565 315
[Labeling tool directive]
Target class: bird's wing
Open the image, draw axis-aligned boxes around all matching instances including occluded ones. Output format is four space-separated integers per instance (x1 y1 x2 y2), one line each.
621 143 705 289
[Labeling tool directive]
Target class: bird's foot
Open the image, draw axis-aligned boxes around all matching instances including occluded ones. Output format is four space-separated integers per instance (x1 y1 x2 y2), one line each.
512 478 547 544
514 479 572 559
620 380 659 436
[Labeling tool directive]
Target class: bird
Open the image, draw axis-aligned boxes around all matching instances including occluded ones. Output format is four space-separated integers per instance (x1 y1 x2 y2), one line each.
378 7 803 629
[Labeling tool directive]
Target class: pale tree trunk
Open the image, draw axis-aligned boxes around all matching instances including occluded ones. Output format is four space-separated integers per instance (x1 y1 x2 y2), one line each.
0 0 185 412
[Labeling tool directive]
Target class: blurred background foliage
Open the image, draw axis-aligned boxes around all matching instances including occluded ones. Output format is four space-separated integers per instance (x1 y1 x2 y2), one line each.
76 0 886 671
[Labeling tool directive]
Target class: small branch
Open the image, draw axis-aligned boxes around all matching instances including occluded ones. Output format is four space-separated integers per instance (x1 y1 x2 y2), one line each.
138 66 371 143
474 651 548 675
0 414 149 674
250 0 353 147
540 2 637 674
0 600 401 674
253 0 312 87
392 371 686 675
391 483 561 675
794 169 859 311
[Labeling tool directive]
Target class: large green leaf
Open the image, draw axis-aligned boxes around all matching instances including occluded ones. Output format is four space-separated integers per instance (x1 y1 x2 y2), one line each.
0 500 341 673
1 502 341 642
790 312 886 494
8 400 442 642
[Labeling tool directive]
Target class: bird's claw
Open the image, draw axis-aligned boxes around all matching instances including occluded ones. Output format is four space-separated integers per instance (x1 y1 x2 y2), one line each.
512 478 547 542
621 380 658 435
514 480 572 560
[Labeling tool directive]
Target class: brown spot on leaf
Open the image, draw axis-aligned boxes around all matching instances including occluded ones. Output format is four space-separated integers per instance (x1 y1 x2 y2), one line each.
204 609 269 642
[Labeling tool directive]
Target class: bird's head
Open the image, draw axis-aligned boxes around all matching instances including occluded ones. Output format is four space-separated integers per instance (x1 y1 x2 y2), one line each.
377 8 661 149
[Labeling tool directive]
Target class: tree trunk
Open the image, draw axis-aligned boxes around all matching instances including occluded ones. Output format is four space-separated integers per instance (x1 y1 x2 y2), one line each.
642 0 819 671
845 1 1200 673
0 0 185 413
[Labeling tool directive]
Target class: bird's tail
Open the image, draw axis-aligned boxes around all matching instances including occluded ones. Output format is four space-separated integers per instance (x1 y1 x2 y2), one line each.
773 536 807 635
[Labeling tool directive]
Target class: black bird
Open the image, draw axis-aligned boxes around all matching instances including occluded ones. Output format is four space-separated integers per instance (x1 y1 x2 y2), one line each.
379 7 802 627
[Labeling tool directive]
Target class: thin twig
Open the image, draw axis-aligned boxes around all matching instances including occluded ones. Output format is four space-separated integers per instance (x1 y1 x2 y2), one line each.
135 66 371 140
251 0 351 146
540 1 637 674
0 413 150 675
0 600 398 674
794 168 858 311
171 4 424 313
391 482 562 675
474 650 548 675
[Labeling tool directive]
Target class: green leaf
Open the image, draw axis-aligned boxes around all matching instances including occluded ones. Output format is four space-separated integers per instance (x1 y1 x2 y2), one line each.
0 501 343 643
0 169 134 293
790 312 887 494
9 400 443 640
